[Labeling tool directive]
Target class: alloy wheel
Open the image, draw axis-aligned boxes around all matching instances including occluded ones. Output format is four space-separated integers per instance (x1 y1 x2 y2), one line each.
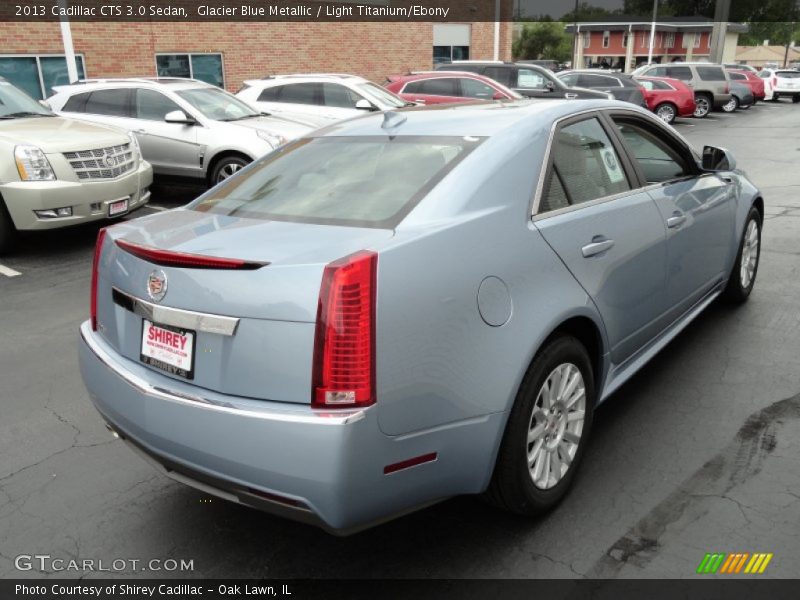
693 96 710 118
740 219 760 289
656 104 676 123
527 363 586 490
722 97 738 112
216 162 244 183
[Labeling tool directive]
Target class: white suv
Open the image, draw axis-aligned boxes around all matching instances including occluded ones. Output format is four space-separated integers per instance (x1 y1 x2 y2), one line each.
758 68 800 103
48 78 313 185
236 74 412 128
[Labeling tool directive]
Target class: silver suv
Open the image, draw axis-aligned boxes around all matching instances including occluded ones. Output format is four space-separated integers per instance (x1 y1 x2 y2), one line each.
48 78 313 185
0 78 152 254
632 62 732 118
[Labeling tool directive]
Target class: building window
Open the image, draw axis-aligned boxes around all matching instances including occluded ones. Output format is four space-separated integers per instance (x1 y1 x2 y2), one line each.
602 31 610 48
0 54 86 100
641 32 649 47
694 33 702 48
583 32 591 48
155 53 224 88
664 33 675 48
622 32 629 48
433 23 470 66
432 45 470 65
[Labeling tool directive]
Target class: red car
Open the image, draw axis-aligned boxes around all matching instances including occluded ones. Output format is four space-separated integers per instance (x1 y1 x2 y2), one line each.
634 76 696 124
385 71 521 105
727 69 766 101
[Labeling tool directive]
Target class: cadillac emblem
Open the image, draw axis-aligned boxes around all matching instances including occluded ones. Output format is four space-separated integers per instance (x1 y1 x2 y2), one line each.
147 270 168 303
102 152 117 168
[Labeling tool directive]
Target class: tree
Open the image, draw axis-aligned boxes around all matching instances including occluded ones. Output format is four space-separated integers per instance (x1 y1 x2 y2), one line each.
513 22 573 61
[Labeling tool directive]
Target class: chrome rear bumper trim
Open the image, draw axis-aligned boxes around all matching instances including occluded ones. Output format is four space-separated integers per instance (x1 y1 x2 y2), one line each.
112 287 239 336
80 321 367 426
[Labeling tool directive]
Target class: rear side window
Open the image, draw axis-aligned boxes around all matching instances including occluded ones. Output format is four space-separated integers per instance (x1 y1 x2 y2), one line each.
405 78 459 96
696 66 726 81
729 72 746 80
257 86 281 102
578 74 621 87
483 66 513 86
541 117 630 212
646 66 667 77
192 136 483 228
62 91 90 112
758 71 770 79
460 78 495 99
277 83 319 105
84 88 131 117
665 66 693 81
517 68 548 89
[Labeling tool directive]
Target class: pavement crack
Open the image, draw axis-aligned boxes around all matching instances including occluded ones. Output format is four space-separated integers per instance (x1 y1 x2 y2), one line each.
587 392 800 577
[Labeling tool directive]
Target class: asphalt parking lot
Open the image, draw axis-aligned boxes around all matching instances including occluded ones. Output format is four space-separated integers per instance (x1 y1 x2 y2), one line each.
1 100 799 579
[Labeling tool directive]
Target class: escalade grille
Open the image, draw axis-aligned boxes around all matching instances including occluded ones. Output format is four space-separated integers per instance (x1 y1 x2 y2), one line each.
63 143 135 180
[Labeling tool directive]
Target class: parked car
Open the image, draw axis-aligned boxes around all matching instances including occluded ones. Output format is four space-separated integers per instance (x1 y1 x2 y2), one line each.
79 98 763 534
722 80 755 112
757 68 800 102
722 63 758 74
634 76 696 123
47 78 314 186
384 71 522 104
435 61 611 100
632 63 732 118
515 59 565 72
235 74 413 129
556 70 646 106
726 69 766 102
0 78 152 254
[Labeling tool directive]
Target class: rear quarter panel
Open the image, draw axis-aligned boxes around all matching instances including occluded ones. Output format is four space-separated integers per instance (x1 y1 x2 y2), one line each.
373 130 607 437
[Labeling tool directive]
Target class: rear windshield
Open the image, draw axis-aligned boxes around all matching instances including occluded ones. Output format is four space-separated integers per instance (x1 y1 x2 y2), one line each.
777 71 800 78
191 136 483 228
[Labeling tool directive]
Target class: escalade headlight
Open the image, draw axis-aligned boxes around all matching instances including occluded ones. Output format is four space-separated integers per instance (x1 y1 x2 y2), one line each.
14 145 56 181
256 130 288 149
127 131 141 160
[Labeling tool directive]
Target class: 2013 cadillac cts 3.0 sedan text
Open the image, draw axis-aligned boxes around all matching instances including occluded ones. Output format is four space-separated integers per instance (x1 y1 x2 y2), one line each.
79 99 763 534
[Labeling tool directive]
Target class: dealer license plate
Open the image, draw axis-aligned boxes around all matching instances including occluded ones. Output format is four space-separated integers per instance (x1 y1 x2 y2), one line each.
108 198 129 216
140 320 195 380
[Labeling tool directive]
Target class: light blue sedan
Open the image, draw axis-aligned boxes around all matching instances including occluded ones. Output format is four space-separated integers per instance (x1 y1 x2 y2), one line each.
79 99 763 534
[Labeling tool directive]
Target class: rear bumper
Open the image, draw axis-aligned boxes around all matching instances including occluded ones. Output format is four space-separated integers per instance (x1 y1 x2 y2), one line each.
78 321 502 533
1 161 153 231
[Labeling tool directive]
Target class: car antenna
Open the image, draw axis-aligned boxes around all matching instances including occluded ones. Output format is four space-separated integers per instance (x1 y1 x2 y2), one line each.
382 111 407 130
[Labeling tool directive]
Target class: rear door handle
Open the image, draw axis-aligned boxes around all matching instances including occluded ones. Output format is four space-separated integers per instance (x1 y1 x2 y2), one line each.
565 93 578 99
135 129 147 135
667 213 687 228
581 238 615 257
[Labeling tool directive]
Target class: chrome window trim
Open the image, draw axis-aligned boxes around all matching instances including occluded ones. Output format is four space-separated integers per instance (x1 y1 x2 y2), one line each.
112 286 240 336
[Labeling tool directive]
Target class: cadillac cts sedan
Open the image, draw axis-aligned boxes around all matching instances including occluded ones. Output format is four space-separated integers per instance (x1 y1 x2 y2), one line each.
79 99 763 534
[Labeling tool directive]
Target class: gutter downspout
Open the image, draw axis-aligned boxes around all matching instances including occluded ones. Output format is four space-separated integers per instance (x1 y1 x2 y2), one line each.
493 0 501 61
647 0 658 65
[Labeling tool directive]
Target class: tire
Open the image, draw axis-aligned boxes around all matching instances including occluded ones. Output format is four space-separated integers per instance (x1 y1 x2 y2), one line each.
693 94 711 118
722 96 739 112
793 95 800 104
209 155 250 186
654 102 677 124
485 335 595 516
0 199 16 256
772 94 780 102
722 206 762 304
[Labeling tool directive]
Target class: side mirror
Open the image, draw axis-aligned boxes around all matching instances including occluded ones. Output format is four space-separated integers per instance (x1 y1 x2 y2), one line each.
492 91 505 100
702 145 736 171
545 81 555 91
355 99 377 111
164 110 196 125
39 99 50 108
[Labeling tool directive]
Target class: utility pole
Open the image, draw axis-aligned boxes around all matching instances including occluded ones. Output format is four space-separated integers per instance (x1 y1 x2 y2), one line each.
709 0 731 64
647 0 658 65
783 0 798 68
572 0 579 69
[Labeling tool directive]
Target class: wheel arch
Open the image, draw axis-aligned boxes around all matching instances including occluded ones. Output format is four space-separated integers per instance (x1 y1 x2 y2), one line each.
205 149 254 184
538 315 606 399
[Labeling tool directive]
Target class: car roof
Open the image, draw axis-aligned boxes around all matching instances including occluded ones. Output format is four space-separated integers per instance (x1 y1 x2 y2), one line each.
243 74 369 87
390 71 494 81
311 98 649 139
52 77 214 93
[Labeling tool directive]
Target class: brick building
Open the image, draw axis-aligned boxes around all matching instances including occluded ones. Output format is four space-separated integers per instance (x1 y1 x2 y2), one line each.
565 20 745 72
0 20 513 100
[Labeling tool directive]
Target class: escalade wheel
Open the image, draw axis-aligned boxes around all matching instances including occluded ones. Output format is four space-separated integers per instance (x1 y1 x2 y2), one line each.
486 335 595 516
693 94 711 118
0 200 16 256
722 96 739 112
723 207 762 304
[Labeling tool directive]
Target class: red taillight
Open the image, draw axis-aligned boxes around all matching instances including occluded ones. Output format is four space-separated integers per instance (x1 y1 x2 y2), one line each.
312 251 377 409
773 77 777 87
90 228 108 331
115 239 266 270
